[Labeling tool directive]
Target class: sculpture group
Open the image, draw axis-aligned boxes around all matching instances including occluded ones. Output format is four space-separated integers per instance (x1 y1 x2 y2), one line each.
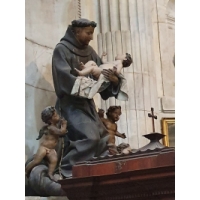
25 18 133 196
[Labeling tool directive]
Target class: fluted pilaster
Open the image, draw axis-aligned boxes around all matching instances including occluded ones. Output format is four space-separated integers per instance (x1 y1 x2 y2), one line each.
96 0 160 149
79 0 160 148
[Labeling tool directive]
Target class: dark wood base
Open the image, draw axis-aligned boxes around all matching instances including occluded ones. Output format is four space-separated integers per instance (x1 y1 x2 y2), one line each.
59 148 175 200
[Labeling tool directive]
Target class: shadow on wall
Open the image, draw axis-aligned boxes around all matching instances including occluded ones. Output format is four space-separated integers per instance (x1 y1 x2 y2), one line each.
25 145 35 161
25 60 57 159
33 62 56 132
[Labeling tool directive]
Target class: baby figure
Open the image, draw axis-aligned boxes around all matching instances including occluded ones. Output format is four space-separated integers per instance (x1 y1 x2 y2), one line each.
100 106 127 155
25 106 67 182
75 52 133 80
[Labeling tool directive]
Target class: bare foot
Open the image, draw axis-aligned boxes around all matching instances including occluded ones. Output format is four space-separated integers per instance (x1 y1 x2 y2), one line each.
48 174 58 182
74 68 82 76
79 62 85 70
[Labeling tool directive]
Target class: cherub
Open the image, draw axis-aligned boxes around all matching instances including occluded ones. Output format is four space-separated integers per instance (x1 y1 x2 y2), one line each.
25 106 67 182
101 106 127 154
75 52 132 80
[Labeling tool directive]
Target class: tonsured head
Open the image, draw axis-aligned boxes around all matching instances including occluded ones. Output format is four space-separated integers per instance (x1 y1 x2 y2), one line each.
71 18 97 46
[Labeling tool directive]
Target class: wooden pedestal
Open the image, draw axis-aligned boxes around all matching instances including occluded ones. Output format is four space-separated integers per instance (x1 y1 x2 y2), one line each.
59 148 175 200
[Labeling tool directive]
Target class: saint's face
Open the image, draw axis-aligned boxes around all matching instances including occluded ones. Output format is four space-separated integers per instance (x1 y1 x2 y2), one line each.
76 26 95 46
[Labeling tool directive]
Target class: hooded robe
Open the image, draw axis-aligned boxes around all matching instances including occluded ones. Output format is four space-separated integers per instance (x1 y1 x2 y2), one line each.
52 25 121 177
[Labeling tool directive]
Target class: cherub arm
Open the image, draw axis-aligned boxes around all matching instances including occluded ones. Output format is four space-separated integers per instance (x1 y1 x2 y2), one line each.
79 62 86 70
101 118 108 128
115 131 126 139
48 119 68 136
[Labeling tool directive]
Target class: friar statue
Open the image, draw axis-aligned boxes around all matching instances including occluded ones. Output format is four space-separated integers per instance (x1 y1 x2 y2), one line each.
26 18 124 196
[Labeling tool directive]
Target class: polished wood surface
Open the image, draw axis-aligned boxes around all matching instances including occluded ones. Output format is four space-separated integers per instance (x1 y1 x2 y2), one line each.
59 148 175 200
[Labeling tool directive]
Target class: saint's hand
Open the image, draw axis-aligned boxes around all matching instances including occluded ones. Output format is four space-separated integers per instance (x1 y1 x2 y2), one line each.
102 69 119 86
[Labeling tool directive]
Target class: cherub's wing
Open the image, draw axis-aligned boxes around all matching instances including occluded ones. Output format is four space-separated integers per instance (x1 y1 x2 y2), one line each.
36 129 44 140
36 125 48 140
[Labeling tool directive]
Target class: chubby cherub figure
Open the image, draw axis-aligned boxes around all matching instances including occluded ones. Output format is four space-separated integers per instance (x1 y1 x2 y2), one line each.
25 106 67 182
101 106 126 154
75 52 132 80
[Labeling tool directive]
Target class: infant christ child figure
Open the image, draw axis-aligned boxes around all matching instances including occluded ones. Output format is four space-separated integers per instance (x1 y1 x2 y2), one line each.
25 106 67 182
71 52 132 100
75 52 133 80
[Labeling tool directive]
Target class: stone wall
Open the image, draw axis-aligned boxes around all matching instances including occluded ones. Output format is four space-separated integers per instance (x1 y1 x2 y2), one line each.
80 0 175 148
152 0 175 113
25 0 78 160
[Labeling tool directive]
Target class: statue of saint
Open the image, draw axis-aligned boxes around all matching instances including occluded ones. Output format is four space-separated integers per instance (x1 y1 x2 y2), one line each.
26 18 124 196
